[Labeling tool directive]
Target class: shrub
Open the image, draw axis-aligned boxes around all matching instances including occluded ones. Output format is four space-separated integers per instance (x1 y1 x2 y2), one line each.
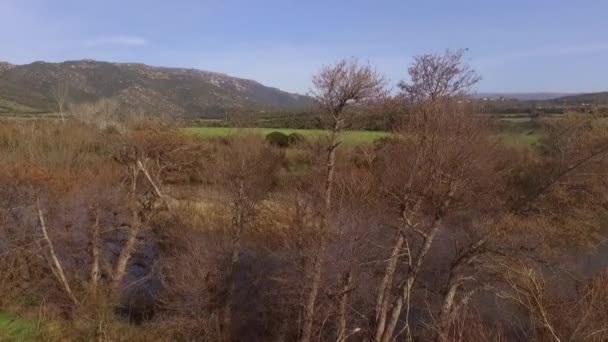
287 133 307 146
265 131 289 148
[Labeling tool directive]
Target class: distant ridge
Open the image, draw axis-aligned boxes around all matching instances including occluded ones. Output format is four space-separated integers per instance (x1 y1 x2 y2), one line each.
0 62 14 74
547 92 608 105
472 92 577 101
0 59 313 117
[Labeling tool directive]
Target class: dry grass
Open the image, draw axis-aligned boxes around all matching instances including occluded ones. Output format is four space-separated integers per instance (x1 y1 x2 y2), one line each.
0 120 113 168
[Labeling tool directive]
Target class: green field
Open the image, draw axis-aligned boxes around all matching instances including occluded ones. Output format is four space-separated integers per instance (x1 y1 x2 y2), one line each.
498 132 541 147
0 98 48 115
185 127 389 146
0 312 38 341
499 117 533 123
185 126 544 149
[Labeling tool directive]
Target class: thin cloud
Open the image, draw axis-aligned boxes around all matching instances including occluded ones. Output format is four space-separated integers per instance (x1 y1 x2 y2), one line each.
84 35 148 47
476 43 608 68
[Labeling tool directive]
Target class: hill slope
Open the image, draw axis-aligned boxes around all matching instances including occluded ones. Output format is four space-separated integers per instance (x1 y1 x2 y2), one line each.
0 60 313 117
547 92 608 105
472 92 576 101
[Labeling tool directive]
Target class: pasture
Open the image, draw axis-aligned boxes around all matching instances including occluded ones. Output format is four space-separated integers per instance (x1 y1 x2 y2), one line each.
185 126 541 148
185 127 389 146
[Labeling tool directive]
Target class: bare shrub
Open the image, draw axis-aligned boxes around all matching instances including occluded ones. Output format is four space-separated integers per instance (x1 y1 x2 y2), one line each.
294 58 387 342
370 99 508 342
52 83 69 122
70 98 124 132
0 121 110 168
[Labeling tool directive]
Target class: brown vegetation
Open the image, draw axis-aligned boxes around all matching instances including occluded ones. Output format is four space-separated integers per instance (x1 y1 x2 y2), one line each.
0 52 607 342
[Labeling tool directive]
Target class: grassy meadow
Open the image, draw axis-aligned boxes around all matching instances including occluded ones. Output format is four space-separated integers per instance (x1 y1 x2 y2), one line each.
0 312 38 341
185 126 542 148
184 127 389 146
497 131 541 147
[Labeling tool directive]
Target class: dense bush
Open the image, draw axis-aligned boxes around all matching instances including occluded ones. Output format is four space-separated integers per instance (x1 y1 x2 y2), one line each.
265 131 290 147
287 132 307 146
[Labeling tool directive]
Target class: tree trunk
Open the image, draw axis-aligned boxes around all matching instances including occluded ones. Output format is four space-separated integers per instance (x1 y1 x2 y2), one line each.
57 101 65 123
36 199 79 305
374 233 405 341
435 238 486 341
221 229 242 342
113 210 141 288
221 180 246 342
301 243 324 342
435 277 460 342
132 166 138 192
336 271 353 342
377 218 442 342
89 208 101 294
301 125 340 342
137 160 163 199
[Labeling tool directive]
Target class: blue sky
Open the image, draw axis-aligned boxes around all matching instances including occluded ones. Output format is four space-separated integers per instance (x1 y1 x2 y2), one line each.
1 0 607 94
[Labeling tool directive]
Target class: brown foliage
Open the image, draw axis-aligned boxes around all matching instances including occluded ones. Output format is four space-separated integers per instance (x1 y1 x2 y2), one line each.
1 62 608 342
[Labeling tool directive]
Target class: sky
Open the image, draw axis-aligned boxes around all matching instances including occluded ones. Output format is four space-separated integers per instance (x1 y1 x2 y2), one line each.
1 0 607 94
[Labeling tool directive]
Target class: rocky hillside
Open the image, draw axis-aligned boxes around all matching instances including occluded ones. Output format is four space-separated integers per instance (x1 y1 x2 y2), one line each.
0 62 14 73
0 60 313 117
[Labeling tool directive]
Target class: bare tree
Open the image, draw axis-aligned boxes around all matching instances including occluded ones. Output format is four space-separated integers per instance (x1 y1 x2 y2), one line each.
371 100 503 342
215 136 282 341
399 49 480 103
495 260 562 342
300 59 385 342
52 83 70 122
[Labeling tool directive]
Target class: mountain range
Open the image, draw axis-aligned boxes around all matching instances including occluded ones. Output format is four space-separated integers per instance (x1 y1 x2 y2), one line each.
0 59 606 118
0 60 313 117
